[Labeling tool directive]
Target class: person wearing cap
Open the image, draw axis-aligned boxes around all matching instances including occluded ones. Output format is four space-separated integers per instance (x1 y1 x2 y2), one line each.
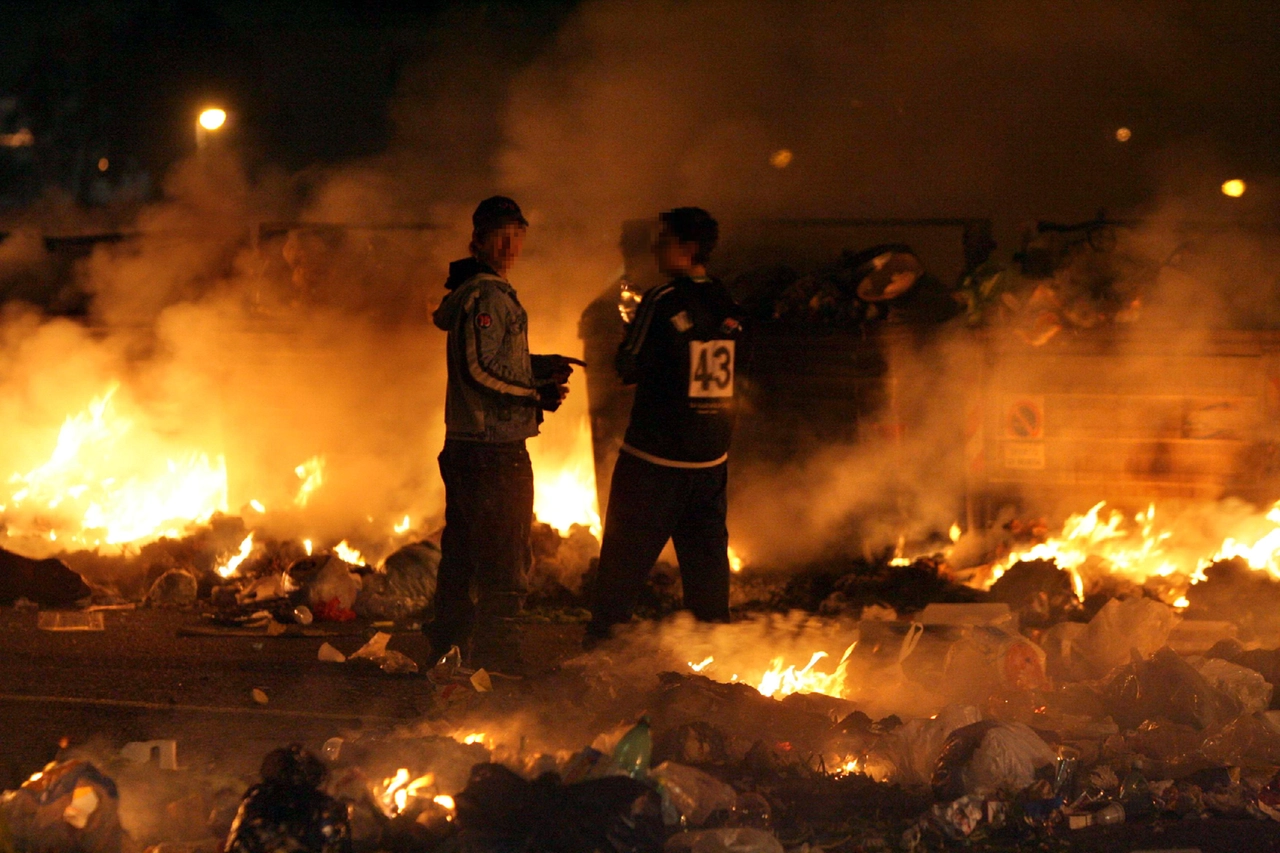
585 207 743 646
425 196 578 673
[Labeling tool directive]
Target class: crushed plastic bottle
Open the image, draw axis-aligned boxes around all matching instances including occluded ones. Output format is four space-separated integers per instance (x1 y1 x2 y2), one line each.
612 716 653 779
322 738 343 762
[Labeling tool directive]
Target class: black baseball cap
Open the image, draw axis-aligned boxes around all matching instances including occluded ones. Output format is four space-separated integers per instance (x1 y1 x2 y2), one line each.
472 196 528 234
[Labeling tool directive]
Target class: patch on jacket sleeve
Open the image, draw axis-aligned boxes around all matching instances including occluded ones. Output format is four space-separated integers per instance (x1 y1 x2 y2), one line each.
670 310 693 333
475 313 493 329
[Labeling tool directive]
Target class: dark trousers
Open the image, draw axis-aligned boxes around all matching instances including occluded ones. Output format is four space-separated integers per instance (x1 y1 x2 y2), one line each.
426 439 533 658
587 451 731 636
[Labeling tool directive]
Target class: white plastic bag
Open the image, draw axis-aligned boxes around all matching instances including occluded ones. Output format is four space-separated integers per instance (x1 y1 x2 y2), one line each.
1195 657 1274 715
651 761 737 827
861 705 983 785
961 722 1057 796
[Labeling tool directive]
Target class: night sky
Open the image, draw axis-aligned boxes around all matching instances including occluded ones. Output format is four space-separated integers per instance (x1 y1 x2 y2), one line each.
1 1 1278 220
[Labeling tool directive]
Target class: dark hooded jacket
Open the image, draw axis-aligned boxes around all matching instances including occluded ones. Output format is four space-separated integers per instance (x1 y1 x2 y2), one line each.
433 259 540 442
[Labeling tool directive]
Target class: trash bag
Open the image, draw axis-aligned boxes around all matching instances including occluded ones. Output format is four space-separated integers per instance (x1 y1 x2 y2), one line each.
1101 646 1239 731
1194 657 1273 716
650 762 737 827
862 705 982 786
454 762 664 853
664 827 784 853
0 549 90 607
0 759 126 853
358 541 438 620
941 626 1049 696
289 556 362 615
1072 597 1179 681
146 569 198 607
1200 713 1280 768
1207 639 1280 709
224 745 351 853
931 721 1057 800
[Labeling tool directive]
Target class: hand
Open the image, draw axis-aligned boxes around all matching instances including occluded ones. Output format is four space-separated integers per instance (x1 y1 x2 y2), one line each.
531 354 586 385
536 382 569 412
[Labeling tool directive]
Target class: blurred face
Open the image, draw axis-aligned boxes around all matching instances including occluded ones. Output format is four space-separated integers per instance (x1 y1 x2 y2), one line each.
473 223 527 275
653 226 700 277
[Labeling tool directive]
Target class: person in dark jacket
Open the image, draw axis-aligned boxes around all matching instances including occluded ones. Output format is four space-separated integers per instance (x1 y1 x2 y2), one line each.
425 196 577 673
586 207 742 645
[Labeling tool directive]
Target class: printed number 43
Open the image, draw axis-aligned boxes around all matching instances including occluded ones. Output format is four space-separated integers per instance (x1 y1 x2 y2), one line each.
689 340 735 398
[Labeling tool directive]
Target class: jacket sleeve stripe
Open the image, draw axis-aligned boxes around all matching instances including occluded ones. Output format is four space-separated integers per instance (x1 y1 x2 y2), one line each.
620 283 674 357
461 291 537 398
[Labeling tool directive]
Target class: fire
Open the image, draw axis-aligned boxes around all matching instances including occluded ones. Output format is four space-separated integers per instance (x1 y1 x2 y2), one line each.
333 540 366 565
461 732 487 745
2 384 228 549
394 514 412 534
529 417 602 538
758 644 856 699
293 456 325 507
981 499 1280 602
378 768 439 817
687 644 857 700
216 533 255 578
728 545 744 573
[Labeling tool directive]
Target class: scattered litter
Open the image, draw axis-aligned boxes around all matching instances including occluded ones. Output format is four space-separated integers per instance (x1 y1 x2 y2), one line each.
292 605 313 625
0 548 91 607
251 689 269 705
0 759 126 853
612 716 653 779
224 745 350 853
650 761 737 826
38 611 105 631
350 632 391 661
664 827 783 853
470 668 492 693
344 631 416 673
146 570 198 607
321 738 343 761
931 721 1056 799
454 762 663 853
120 740 178 771
317 643 346 663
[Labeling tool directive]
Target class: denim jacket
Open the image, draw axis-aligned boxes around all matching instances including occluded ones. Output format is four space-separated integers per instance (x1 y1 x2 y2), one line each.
434 260 540 442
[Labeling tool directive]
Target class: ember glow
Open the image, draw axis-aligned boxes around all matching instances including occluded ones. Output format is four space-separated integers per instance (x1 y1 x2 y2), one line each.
1 384 228 549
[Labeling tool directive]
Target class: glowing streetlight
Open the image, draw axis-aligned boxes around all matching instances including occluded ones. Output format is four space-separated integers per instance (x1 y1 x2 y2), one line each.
195 107 228 151
1222 179 1246 198
198 108 227 131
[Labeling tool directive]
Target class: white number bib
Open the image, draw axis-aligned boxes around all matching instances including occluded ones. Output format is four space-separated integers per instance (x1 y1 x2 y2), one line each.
688 340 735 398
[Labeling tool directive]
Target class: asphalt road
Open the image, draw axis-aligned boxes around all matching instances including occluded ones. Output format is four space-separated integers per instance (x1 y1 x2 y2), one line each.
0 607 580 789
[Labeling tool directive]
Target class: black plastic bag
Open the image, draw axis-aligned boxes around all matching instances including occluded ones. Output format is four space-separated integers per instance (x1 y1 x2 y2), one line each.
225 745 352 853
455 762 664 853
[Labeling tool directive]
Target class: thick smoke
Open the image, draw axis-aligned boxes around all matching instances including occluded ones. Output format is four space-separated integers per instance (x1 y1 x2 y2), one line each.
1 0 1278 570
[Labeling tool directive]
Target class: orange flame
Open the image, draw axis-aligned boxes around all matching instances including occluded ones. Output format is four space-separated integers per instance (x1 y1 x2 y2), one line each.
2 384 227 549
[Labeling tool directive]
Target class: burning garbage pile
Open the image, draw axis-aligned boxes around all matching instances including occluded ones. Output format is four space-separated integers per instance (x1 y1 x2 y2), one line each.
0 382 605 620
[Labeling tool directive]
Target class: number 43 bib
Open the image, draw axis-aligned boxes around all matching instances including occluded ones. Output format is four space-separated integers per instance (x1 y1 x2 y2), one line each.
688 340 735 398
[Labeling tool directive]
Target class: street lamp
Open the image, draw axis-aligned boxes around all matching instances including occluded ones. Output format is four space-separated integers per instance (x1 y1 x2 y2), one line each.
195 107 227 151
